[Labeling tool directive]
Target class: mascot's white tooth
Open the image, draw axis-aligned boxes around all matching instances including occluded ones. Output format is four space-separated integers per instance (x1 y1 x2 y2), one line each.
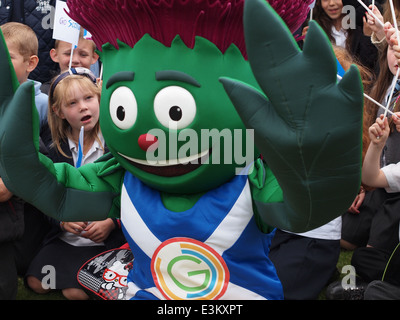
118 149 209 167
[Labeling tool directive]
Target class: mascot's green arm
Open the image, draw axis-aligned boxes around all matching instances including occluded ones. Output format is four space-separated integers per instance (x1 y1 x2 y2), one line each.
0 30 122 222
221 0 364 233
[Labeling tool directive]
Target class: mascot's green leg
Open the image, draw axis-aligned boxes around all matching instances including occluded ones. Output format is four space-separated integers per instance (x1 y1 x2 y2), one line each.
221 0 364 232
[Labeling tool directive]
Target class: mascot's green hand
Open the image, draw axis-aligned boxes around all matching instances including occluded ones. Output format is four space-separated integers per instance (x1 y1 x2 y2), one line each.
0 30 117 222
220 0 364 232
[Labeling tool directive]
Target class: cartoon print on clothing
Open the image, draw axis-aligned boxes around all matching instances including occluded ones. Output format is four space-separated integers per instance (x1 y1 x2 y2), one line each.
0 0 364 300
78 247 133 300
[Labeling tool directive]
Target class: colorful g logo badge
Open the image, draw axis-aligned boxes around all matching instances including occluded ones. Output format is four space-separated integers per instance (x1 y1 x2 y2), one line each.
151 238 229 300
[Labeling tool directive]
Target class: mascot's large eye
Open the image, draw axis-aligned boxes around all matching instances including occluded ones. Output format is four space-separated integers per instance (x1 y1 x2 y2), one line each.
154 86 196 129
109 86 137 130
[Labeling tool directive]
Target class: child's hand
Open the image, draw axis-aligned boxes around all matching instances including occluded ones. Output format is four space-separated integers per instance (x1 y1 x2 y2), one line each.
393 112 400 132
348 189 366 214
369 115 389 146
385 23 398 46
81 218 115 243
364 5 384 38
61 221 88 235
383 24 400 74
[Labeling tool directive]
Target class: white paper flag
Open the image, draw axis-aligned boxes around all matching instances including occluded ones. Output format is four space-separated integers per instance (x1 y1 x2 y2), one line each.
52 0 80 46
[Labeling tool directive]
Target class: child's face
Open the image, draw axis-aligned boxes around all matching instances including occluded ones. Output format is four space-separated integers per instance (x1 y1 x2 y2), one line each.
321 0 343 20
51 39 99 73
6 41 32 84
58 82 100 139
387 44 398 76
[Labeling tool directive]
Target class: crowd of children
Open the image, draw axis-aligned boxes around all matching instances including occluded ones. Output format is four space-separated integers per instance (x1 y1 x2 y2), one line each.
1 0 400 301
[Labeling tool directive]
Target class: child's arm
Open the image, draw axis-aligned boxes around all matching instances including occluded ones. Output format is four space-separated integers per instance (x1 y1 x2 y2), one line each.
364 5 385 40
362 115 390 188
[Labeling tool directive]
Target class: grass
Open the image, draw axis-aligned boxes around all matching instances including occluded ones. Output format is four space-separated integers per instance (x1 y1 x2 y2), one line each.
15 249 354 300
16 277 65 300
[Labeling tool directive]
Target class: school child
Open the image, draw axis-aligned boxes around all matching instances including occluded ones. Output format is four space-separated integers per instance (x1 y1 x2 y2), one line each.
50 30 99 74
1 22 49 129
304 0 378 74
25 68 124 300
341 28 400 249
41 28 100 94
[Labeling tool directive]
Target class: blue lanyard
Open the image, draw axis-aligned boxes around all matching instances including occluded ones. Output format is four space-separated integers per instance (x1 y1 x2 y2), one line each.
76 126 84 168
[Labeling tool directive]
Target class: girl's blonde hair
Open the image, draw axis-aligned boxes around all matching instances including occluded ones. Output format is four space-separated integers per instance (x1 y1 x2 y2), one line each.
48 75 102 157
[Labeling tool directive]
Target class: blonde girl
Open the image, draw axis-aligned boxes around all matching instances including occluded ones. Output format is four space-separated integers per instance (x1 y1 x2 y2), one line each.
26 68 124 300
48 67 104 162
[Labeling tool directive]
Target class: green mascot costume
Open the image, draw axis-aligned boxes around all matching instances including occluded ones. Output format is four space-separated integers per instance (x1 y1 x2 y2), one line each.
0 0 363 299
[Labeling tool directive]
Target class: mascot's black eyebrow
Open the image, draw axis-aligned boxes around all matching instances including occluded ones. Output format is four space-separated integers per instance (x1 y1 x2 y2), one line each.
155 70 201 87
106 71 135 89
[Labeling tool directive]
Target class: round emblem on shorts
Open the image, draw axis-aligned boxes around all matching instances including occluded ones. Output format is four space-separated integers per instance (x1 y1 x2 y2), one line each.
151 237 229 300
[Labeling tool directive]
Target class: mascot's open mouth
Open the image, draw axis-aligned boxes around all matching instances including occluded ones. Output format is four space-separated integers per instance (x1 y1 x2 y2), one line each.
118 149 211 177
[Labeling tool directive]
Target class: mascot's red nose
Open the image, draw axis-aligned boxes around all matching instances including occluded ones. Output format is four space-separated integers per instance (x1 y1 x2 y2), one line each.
138 134 158 151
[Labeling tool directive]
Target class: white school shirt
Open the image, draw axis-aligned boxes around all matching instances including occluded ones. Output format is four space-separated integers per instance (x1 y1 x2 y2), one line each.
381 163 400 193
58 134 106 247
380 162 400 242
286 216 342 240
68 134 105 168
331 26 347 48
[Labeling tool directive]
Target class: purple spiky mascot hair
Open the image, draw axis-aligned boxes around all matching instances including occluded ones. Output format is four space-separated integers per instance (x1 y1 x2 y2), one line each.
66 0 314 59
